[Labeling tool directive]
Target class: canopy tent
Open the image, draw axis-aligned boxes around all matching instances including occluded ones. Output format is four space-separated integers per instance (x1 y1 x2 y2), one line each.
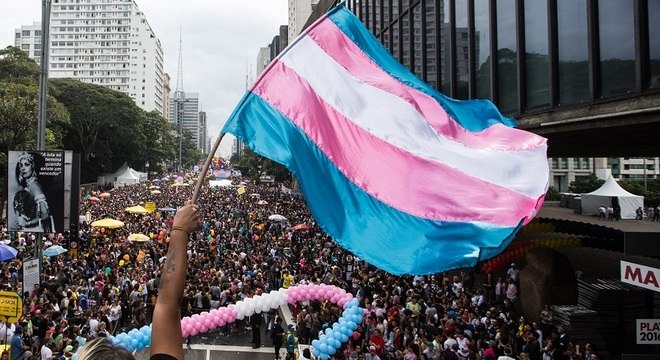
581 175 644 219
97 163 148 187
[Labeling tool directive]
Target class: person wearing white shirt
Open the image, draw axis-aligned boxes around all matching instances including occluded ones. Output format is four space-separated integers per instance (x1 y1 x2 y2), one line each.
497 346 516 360
40 341 53 360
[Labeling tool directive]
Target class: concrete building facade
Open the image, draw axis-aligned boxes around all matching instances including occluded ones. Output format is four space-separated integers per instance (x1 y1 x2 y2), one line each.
14 0 165 115
169 91 200 151
288 0 320 43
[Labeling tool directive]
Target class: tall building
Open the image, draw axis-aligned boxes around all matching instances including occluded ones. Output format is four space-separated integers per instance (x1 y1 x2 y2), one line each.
256 47 271 75
198 111 207 153
270 25 289 60
169 91 200 151
162 73 171 121
13 22 42 62
309 1 660 196
14 0 165 115
288 0 320 43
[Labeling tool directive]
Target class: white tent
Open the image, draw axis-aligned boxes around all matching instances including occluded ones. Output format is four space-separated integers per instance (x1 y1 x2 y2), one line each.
98 163 148 187
581 176 644 219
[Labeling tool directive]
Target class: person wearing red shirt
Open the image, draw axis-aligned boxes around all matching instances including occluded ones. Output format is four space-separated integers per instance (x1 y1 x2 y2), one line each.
369 329 386 357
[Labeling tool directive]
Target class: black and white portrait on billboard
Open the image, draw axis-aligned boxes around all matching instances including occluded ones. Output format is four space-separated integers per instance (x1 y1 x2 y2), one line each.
7 151 64 233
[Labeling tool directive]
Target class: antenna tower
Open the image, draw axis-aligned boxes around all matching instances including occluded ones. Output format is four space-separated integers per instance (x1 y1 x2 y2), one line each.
175 27 184 95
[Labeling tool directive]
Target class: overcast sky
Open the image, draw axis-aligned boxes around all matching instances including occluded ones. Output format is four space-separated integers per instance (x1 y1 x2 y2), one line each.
0 0 289 158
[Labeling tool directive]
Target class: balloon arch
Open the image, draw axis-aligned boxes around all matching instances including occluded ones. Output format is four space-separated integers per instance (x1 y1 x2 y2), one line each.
73 284 364 360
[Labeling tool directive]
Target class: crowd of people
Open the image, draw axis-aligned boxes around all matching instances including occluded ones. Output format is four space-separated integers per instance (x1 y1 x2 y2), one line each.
0 171 602 360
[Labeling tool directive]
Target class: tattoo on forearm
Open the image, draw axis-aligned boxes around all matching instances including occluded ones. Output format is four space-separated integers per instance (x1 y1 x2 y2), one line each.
158 249 176 289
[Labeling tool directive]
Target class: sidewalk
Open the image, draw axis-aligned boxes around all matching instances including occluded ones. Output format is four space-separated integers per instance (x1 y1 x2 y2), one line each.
538 205 660 233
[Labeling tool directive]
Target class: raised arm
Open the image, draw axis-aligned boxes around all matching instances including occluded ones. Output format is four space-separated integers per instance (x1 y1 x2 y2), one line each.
150 202 200 360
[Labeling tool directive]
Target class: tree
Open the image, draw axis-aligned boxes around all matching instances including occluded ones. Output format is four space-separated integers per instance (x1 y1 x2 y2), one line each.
51 78 145 182
177 128 203 169
139 111 176 173
568 173 605 194
0 46 40 85
0 50 70 212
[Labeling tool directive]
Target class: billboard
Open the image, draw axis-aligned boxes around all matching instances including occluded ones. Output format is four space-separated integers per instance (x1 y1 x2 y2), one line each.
7 150 65 233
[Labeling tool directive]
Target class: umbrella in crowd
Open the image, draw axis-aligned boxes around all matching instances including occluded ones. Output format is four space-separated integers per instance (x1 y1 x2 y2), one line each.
43 245 67 257
91 218 125 229
292 223 312 231
87 196 101 203
150 190 161 195
159 207 176 212
127 233 150 242
148 185 160 189
257 200 268 205
125 205 149 214
0 244 18 262
268 214 287 222
98 192 111 199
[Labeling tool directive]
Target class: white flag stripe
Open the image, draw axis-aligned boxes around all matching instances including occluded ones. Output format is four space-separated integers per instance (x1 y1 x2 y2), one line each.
279 36 548 197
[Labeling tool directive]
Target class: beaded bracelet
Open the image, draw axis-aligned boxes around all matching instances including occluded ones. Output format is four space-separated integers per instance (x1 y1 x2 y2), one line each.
171 226 191 236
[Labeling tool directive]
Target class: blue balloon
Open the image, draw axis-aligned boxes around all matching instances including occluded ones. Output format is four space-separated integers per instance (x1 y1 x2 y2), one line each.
338 317 345 324
347 321 357 330
130 338 139 349
312 339 320 348
312 348 321 357
320 353 329 360
328 346 336 355
319 343 328 353
340 333 349 342
333 339 342 348
325 328 334 337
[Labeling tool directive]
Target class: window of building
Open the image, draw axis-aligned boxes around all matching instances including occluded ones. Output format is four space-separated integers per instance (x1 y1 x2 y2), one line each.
649 0 660 89
598 0 635 97
455 0 469 99
558 0 589 105
474 0 491 100
524 0 550 110
496 0 518 114
22 30 30 36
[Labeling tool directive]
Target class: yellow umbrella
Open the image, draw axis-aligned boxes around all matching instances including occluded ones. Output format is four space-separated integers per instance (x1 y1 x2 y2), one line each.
98 192 111 198
127 233 150 242
125 205 149 214
170 183 190 188
91 218 125 229
148 185 160 189
150 190 161 195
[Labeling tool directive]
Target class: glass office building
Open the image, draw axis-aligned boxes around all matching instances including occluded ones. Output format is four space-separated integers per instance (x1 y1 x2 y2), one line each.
345 0 659 114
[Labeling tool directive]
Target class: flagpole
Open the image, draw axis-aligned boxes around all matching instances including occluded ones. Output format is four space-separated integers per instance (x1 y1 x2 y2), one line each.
191 133 225 203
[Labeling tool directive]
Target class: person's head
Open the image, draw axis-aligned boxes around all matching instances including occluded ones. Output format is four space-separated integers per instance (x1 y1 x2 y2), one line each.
15 152 43 186
76 337 135 360
302 348 311 358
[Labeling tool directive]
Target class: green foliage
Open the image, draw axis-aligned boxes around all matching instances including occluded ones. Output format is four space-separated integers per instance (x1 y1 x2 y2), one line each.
0 46 39 85
231 147 291 183
568 173 605 194
545 186 560 201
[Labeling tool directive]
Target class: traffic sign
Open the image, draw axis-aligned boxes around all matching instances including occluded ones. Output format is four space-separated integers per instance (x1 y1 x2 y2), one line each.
145 201 156 213
0 291 22 323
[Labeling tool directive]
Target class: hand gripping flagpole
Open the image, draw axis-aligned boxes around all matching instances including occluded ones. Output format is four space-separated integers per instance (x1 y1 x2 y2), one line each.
191 133 225 204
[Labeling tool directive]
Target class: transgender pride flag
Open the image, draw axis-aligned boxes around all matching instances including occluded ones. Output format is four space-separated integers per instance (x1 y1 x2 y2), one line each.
222 5 549 275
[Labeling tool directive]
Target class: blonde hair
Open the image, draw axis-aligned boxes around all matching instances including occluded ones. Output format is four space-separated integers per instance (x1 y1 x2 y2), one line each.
76 338 135 360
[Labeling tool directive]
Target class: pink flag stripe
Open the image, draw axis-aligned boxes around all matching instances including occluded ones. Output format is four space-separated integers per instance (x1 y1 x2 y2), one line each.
253 62 539 227
307 19 545 152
